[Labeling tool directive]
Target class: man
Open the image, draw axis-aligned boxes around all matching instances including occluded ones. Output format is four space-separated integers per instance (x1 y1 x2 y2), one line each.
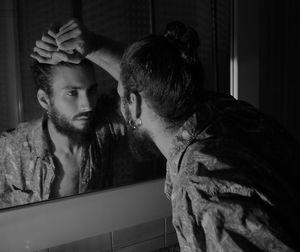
32 19 300 251
0 54 138 209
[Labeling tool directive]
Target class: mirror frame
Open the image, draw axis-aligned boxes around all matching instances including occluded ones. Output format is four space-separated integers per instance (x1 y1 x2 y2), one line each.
0 179 171 251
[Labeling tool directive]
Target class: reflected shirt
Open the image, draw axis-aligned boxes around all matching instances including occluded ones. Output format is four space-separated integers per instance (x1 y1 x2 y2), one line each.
165 93 300 251
0 105 133 209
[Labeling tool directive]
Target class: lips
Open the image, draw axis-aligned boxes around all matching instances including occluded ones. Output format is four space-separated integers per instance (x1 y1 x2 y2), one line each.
75 117 92 123
76 116 90 120
74 112 94 121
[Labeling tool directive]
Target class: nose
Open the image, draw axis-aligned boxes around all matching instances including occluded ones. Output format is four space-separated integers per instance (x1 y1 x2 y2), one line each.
80 92 96 112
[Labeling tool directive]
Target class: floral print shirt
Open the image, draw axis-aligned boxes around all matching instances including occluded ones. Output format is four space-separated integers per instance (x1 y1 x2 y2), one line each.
165 93 300 251
0 108 133 209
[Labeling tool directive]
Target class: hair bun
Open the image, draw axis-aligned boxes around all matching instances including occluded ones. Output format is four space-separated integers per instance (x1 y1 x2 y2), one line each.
164 21 200 63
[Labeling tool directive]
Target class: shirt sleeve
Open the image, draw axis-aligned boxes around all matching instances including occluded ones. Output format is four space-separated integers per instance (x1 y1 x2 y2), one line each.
171 173 296 252
0 135 7 193
0 136 14 209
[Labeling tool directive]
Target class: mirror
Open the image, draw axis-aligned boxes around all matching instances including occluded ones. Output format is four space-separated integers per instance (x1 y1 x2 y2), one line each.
0 0 231 210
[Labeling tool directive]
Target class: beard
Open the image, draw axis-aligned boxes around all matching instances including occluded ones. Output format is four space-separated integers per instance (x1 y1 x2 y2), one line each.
48 105 95 145
123 100 162 162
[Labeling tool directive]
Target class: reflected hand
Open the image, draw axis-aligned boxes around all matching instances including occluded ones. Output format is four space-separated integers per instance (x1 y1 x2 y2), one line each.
30 24 69 64
54 19 97 63
30 19 96 64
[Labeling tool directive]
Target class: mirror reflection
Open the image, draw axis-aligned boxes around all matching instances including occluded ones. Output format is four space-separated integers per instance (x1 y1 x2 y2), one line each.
0 0 230 209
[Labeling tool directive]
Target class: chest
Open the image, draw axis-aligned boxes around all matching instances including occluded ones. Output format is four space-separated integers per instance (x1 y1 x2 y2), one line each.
50 153 84 198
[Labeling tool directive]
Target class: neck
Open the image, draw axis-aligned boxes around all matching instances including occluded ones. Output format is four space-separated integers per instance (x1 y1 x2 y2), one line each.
47 119 83 154
145 116 181 160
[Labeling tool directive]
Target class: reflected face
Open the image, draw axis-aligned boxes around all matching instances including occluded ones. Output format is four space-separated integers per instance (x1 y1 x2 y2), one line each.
48 65 98 140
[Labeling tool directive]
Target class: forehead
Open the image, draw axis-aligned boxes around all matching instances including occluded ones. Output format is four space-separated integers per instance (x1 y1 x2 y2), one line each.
51 65 96 89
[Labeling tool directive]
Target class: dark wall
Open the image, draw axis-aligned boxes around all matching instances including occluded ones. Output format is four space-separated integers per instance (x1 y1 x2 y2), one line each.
16 0 231 122
259 0 300 141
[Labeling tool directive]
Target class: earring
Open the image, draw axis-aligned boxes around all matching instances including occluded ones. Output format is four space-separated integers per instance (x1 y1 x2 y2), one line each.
128 119 137 129
128 118 143 129
136 118 142 128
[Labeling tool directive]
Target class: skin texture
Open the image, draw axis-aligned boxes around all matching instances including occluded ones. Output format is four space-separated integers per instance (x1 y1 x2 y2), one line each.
37 64 98 197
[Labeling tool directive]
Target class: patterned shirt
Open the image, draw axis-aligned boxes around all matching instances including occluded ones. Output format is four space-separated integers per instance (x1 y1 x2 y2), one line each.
0 100 135 209
165 93 300 251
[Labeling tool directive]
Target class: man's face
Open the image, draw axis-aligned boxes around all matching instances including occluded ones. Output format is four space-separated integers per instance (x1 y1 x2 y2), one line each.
48 65 98 141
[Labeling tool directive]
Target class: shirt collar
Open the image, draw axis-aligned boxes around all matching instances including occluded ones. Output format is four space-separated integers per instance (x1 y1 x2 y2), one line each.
164 113 199 199
31 113 52 158
167 113 199 175
166 92 231 171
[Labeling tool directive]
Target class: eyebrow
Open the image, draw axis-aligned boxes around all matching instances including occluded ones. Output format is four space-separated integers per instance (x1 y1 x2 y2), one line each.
63 83 98 90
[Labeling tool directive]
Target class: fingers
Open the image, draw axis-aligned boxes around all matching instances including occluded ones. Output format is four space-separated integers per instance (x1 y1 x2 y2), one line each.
31 19 85 65
33 46 53 58
48 23 60 37
56 21 79 38
41 33 57 46
56 28 82 45
30 52 56 65
32 30 59 65
36 39 57 51
30 51 81 65
58 18 78 33
57 37 84 52
48 29 57 38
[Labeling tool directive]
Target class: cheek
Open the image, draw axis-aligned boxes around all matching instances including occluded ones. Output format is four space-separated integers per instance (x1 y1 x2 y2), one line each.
52 97 78 117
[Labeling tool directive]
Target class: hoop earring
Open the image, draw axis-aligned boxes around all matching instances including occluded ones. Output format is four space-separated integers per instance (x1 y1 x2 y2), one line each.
136 118 142 128
128 119 137 129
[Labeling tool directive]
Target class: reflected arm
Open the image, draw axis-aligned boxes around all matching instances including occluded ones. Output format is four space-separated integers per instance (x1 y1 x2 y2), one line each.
31 19 126 83
86 35 126 82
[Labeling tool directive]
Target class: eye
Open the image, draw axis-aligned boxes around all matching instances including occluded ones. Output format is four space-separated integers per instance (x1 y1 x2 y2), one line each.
66 90 78 97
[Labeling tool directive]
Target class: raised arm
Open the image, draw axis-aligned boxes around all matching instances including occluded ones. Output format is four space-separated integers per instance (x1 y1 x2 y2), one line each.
31 19 125 82
85 35 124 82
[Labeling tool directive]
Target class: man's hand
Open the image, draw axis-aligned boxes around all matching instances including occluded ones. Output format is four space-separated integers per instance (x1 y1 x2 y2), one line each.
30 25 64 64
55 19 96 58
30 19 96 64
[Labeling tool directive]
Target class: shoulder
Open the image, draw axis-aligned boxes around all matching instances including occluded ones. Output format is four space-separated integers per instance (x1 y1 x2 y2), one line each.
179 139 231 175
0 118 42 162
175 138 256 198
0 119 41 145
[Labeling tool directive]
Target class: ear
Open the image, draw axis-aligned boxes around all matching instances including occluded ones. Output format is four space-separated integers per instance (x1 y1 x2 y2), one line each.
37 89 50 111
128 92 142 119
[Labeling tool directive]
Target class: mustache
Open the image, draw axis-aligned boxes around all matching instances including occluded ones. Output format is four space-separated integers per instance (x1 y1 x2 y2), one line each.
73 111 94 120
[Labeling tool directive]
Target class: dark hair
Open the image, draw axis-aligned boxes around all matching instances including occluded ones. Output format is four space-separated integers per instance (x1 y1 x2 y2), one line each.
31 59 94 96
120 21 203 127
